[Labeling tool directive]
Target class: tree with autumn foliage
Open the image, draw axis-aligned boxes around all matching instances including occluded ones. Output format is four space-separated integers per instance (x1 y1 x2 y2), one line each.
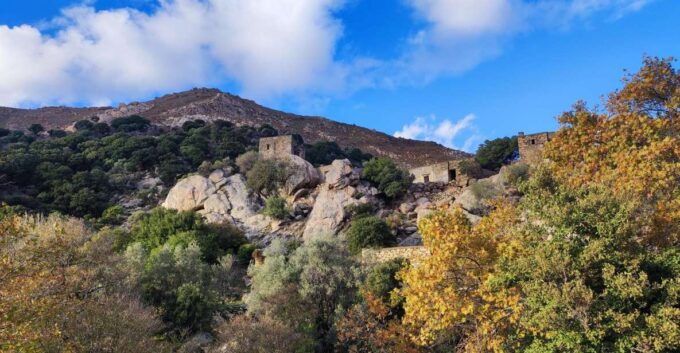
396 57 680 352
0 207 172 352
396 203 520 351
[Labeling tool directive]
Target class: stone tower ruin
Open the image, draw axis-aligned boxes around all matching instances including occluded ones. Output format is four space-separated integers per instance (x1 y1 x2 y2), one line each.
259 135 306 159
517 131 555 164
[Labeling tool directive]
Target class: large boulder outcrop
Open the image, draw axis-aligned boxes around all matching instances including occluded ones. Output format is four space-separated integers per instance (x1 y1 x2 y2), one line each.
302 159 372 238
162 175 216 211
284 155 321 195
162 171 270 238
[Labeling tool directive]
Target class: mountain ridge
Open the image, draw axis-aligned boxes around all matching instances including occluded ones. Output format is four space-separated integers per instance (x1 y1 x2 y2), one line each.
0 88 470 168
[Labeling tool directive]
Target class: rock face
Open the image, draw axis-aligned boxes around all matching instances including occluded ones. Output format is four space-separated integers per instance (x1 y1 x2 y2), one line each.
162 175 216 211
284 155 321 195
162 171 268 238
303 159 370 239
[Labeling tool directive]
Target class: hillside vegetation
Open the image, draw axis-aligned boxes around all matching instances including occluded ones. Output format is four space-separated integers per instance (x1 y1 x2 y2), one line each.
1 57 678 352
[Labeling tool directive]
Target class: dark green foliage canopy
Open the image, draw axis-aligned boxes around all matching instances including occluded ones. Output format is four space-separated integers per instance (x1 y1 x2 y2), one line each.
361 158 413 200
111 115 151 132
305 141 373 167
263 196 289 220
28 124 44 135
0 118 275 218
129 207 246 263
474 136 518 170
347 216 395 255
245 159 289 195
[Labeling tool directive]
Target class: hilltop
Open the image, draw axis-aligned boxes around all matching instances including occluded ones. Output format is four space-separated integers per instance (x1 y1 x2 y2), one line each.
0 88 468 168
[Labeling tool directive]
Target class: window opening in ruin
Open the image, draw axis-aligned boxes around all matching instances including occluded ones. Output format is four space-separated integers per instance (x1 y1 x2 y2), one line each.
448 169 456 181
531 139 536 145
423 175 430 183
267 144 271 150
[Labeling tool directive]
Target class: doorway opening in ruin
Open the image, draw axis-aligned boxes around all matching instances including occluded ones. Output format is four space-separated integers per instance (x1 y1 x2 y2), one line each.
448 169 456 181
423 175 430 183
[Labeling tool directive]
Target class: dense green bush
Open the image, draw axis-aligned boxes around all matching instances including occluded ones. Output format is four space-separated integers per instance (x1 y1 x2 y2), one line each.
28 123 44 135
457 159 485 178
126 241 231 332
74 119 95 131
474 136 518 170
361 158 413 200
245 159 289 195
237 243 258 264
245 236 360 351
263 196 289 220
345 203 375 219
363 257 407 305
305 141 373 166
111 115 151 132
235 150 259 173
129 207 246 263
0 119 276 218
502 162 530 186
347 216 395 255
469 180 500 201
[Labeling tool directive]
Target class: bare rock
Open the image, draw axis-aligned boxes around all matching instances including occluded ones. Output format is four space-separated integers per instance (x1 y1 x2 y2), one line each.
203 191 231 214
162 175 215 211
399 202 415 214
284 155 321 195
303 184 359 239
399 236 423 246
325 159 357 189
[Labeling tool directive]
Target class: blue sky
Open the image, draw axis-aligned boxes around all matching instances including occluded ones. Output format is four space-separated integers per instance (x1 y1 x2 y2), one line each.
0 0 678 151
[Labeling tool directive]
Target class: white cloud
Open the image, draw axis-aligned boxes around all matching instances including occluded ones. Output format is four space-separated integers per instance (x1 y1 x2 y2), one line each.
394 114 482 151
0 0 345 106
0 0 655 107
391 0 655 83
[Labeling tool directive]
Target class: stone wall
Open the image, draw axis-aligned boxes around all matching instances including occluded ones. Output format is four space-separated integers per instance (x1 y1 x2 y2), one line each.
362 246 430 266
259 135 305 159
409 160 467 185
517 131 555 164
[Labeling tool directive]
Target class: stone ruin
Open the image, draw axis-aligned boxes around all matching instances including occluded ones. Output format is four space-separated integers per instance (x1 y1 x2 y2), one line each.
259 134 306 160
518 131 555 164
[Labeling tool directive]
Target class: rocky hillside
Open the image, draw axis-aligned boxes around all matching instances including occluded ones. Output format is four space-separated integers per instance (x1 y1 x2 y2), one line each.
0 88 468 168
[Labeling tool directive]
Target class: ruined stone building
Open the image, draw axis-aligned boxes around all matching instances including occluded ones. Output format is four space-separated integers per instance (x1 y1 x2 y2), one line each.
517 131 555 164
259 135 306 159
409 160 463 184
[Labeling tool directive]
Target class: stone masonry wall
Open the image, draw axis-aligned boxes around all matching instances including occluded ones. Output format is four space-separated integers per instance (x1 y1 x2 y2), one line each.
409 159 473 187
259 135 305 159
362 246 430 266
517 131 555 164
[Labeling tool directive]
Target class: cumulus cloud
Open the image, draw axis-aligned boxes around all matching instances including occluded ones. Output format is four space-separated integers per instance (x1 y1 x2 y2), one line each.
391 0 654 83
0 0 345 106
394 114 483 152
0 0 655 107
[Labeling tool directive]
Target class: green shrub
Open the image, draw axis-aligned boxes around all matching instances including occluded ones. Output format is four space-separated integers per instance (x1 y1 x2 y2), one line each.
100 205 125 225
246 159 288 195
364 257 407 306
361 158 413 200
474 136 518 170
74 119 94 131
237 243 258 264
111 115 150 132
347 216 395 255
263 196 289 220
28 123 44 135
235 150 259 173
345 203 375 219
129 207 245 263
503 162 530 186
458 159 485 178
133 242 220 332
469 180 500 201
